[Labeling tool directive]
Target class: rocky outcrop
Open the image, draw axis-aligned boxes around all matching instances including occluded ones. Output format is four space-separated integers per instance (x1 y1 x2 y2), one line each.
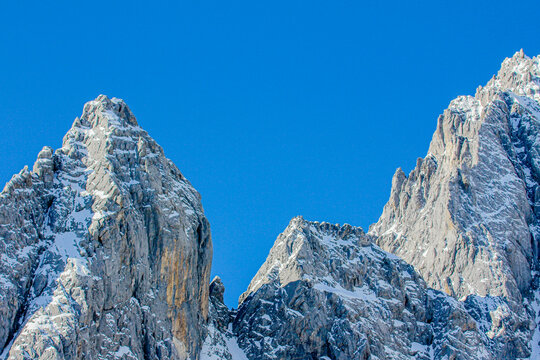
202 51 540 360
368 50 540 357
218 217 529 359
0 95 212 360
200 277 247 360
370 50 540 304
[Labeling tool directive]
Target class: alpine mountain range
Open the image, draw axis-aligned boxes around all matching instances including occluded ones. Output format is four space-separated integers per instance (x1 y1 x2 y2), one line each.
1 50 539 359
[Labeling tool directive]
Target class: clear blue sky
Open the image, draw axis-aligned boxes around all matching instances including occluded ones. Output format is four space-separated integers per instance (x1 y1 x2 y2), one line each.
1 0 539 306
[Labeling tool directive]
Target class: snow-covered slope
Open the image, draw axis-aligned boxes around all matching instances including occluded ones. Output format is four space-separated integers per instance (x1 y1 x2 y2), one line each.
0 95 212 360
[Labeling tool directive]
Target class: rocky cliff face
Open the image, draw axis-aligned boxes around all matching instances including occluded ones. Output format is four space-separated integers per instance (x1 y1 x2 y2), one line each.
3 50 540 360
370 50 540 303
0 95 212 360
202 217 532 360
368 50 540 357
199 277 247 360
202 51 540 360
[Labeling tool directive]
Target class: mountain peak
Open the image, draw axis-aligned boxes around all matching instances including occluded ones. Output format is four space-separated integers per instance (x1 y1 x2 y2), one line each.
373 51 540 303
78 94 138 129
238 216 368 305
485 50 540 98
0 96 212 360
56 94 165 177
511 48 527 60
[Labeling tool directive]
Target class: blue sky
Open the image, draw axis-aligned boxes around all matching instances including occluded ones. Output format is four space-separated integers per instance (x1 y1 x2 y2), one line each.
1 1 540 306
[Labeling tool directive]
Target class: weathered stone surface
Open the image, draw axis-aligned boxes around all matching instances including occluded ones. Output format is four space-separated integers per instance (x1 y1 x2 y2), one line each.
368 50 540 357
0 95 212 360
224 217 529 360
370 50 540 303
4 50 540 360
200 277 246 360
202 51 540 360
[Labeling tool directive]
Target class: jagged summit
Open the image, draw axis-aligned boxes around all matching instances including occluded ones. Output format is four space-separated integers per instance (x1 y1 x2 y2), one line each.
287 215 362 232
371 50 540 303
363 51 540 357
238 216 367 304
488 50 540 97
78 95 138 128
0 96 212 360
203 51 540 360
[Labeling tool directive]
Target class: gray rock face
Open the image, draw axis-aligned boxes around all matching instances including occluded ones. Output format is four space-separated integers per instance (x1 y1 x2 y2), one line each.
370 50 540 303
200 277 247 360
3 51 540 360
202 51 540 360
216 217 530 360
0 95 212 360
368 50 540 356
